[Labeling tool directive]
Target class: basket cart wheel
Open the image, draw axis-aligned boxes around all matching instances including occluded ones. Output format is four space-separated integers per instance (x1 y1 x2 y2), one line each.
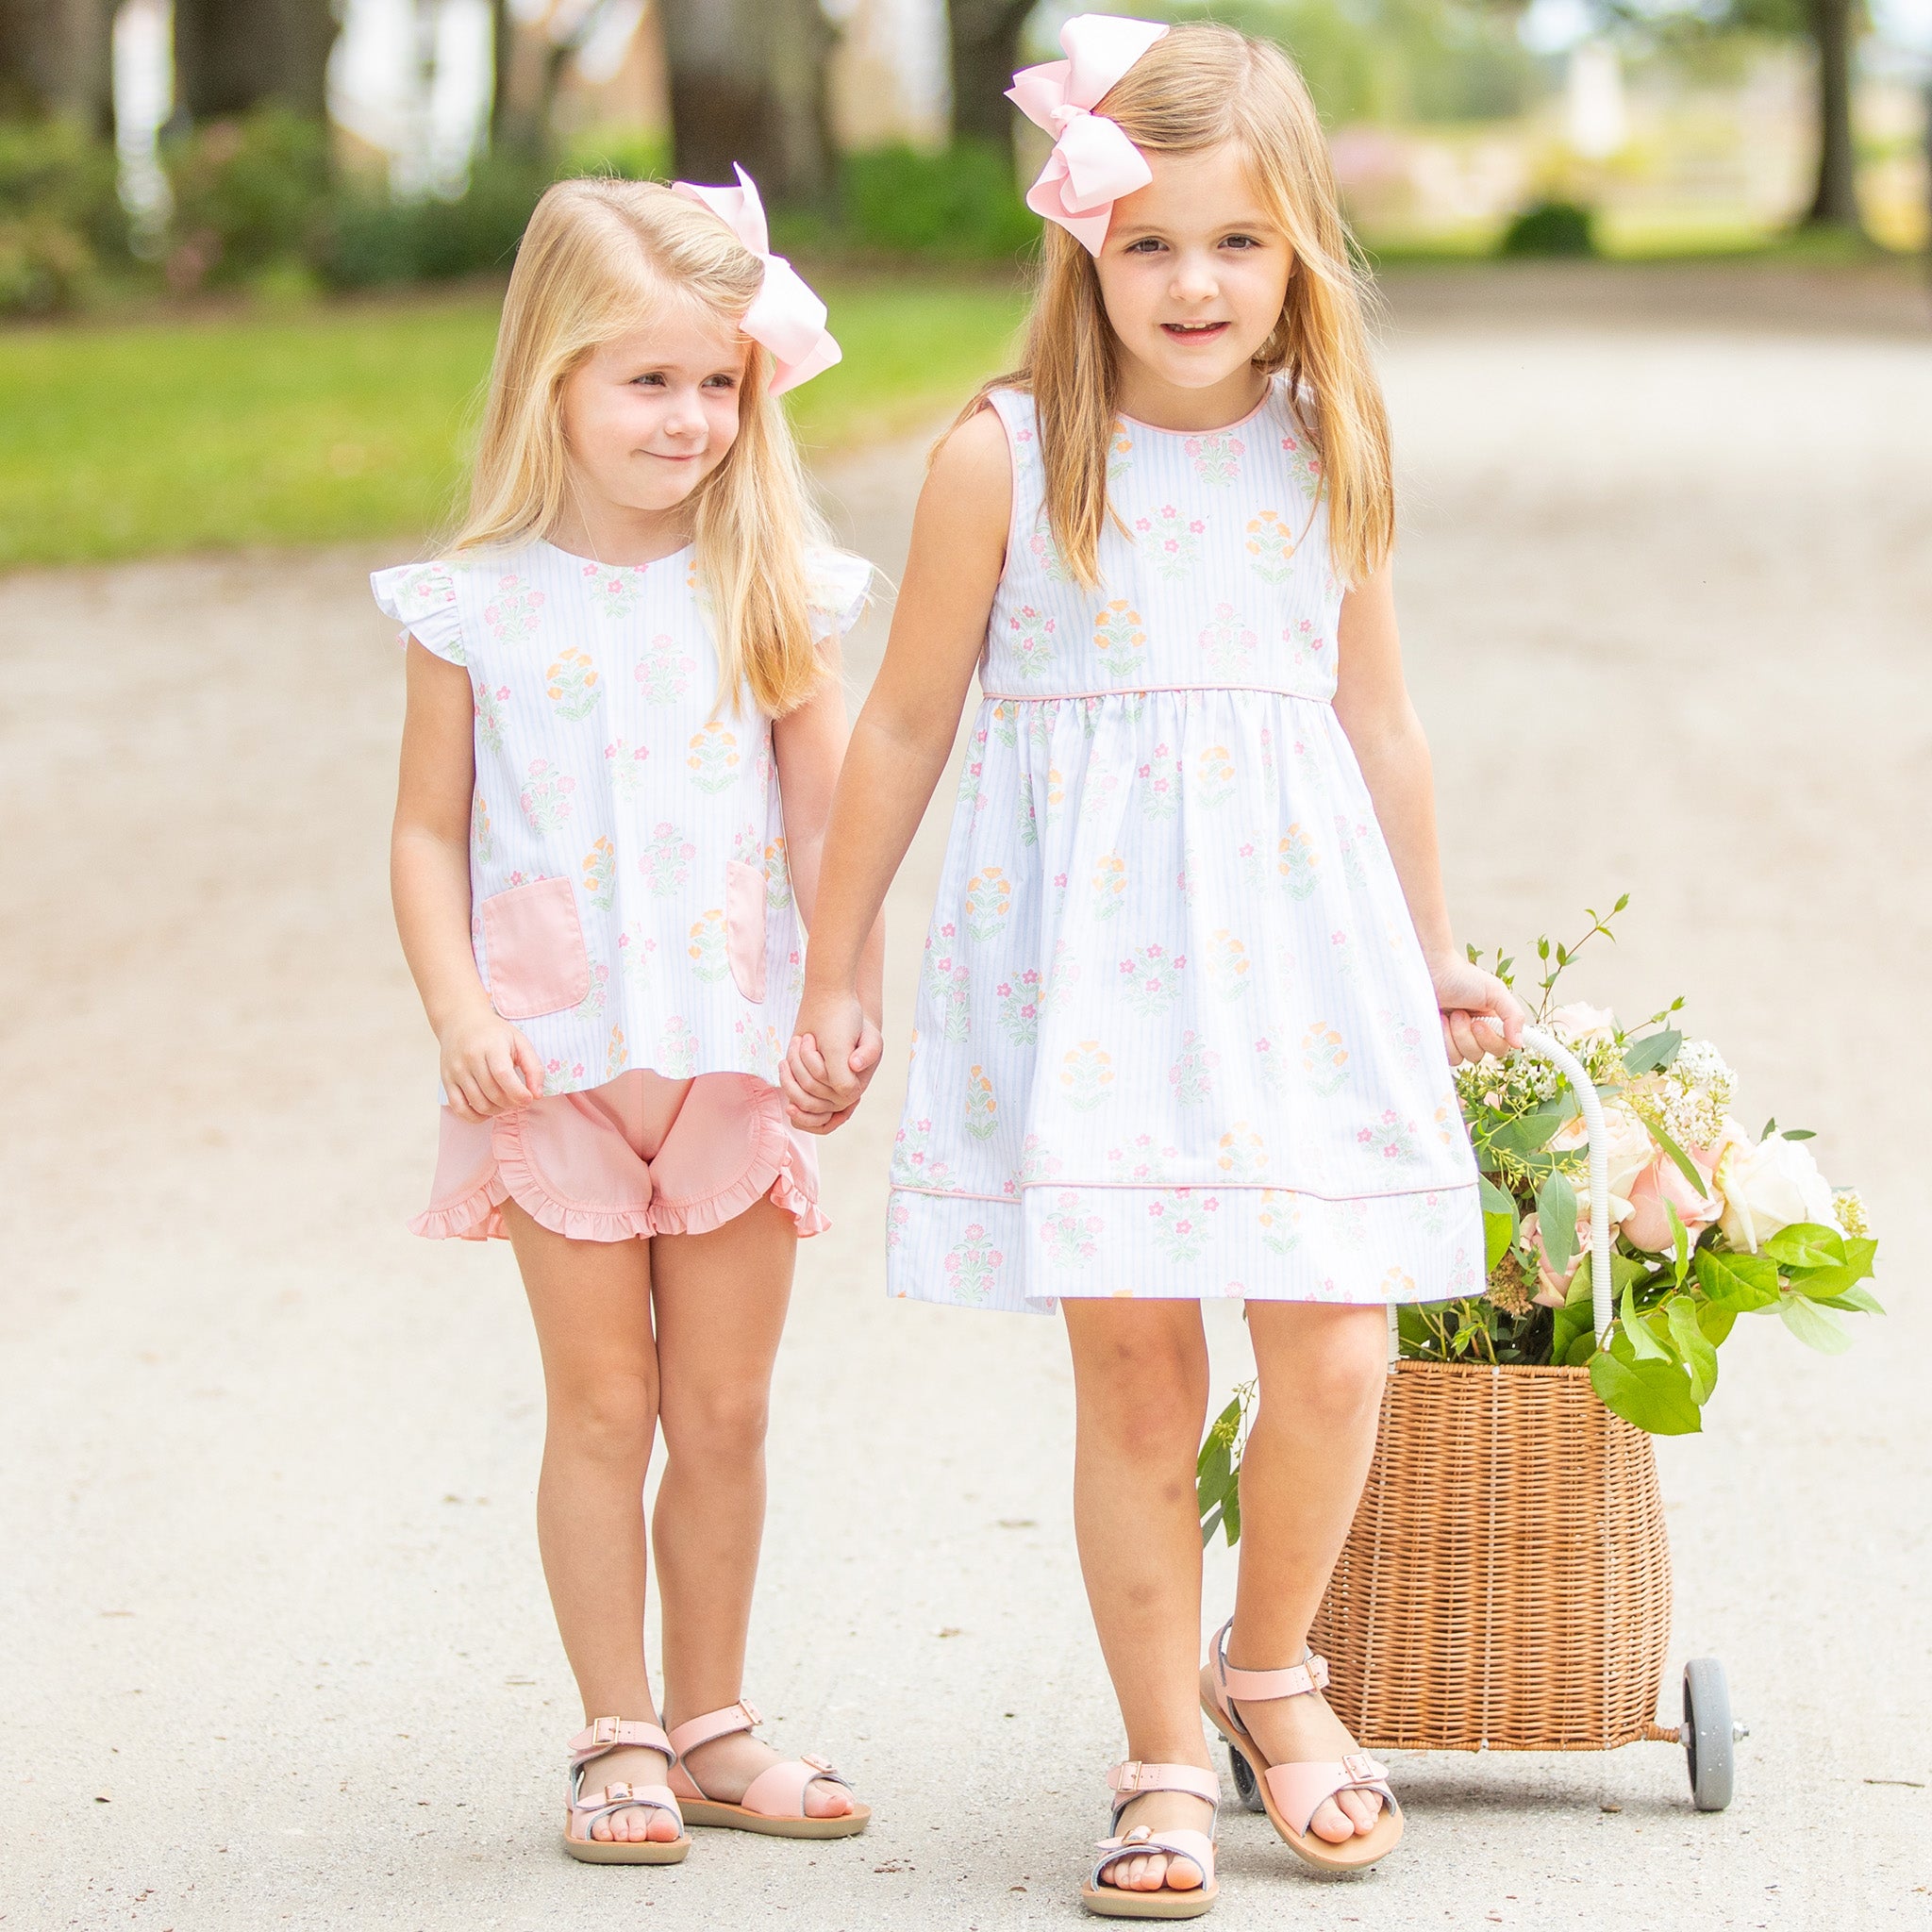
1227 1742 1267 1814
1682 1657 1735 1811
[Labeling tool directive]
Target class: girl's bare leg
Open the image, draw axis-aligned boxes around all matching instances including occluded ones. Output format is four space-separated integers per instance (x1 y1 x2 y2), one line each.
506 1197 677 1842
1230 1301 1389 1842
1061 1299 1214 1894
650 1198 852 1817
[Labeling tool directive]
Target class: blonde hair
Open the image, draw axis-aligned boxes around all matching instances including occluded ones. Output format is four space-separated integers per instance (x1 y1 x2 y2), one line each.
456 176 829 717
962 23 1392 588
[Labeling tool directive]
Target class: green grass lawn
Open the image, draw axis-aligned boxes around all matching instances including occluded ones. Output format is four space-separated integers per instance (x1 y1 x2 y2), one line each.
0 275 1028 571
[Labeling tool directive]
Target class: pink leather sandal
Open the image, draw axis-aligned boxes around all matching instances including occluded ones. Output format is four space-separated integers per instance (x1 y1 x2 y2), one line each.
562 1716 691 1864
1080 1760 1220 1920
1199 1618 1402 1873
666 1699 870 1839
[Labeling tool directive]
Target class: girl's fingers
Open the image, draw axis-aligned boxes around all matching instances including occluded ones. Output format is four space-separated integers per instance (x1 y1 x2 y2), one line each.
1450 1011 1484 1065
509 1030 545 1100
789 1034 846 1104
850 1024 884 1075
449 1074 489 1120
492 1045 532 1106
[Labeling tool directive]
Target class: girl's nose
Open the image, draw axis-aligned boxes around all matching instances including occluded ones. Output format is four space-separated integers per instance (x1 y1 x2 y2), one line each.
1171 256 1219 304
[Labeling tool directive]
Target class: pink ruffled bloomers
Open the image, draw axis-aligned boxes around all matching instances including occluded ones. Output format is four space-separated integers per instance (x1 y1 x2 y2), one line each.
412 1069 828 1244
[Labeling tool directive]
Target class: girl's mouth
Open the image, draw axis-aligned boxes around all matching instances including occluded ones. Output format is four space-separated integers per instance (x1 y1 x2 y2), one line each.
1161 321 1231 342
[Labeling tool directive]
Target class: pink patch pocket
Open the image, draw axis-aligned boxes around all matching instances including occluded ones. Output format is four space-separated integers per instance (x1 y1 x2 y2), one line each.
481 876 590 1020
724 859 767 1003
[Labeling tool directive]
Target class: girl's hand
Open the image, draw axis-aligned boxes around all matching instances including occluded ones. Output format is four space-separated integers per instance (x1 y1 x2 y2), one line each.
1427 954 1526 1067
438 1000 546 1122
781 991 881 1134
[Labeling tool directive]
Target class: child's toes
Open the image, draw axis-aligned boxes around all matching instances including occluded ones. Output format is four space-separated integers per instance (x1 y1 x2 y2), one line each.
646 1807 681 1842
1337 1788 1383 1834
1309 1795 1357 1843
803 1778 854 1819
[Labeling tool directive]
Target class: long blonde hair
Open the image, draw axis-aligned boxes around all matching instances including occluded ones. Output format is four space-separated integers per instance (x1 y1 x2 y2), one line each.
963 23 1392 588
457 176 829 716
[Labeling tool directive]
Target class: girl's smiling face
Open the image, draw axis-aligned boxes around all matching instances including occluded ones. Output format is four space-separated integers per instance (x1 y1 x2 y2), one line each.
558 300 746 533
1093 142 1293 425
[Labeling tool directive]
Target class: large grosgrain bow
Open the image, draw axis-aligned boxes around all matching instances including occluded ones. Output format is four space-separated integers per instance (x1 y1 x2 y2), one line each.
671 164 841 395
1007 13 1169 256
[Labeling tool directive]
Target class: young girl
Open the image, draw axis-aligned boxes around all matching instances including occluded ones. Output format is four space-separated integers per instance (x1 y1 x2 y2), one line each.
379 173 881 1864
784 17 1521 1918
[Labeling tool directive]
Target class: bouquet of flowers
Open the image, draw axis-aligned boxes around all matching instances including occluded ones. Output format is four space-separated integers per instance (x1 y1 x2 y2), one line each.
1198 900 1880 1543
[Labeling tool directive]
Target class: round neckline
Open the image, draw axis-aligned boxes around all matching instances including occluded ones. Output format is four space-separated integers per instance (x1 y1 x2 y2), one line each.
1115 377 1277 438
538 535 694 573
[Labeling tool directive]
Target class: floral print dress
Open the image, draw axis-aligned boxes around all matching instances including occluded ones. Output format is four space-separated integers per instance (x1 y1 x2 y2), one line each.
887 382 1481 1313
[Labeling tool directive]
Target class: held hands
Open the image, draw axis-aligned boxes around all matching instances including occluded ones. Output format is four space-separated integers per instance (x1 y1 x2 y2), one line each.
781 987 884 1134
438 997 546 1122
1428 953 1527 1067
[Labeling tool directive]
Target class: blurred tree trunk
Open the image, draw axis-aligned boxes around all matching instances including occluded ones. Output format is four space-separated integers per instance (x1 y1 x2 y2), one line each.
947 0 1035 144
174 0 339 123
1803 0 1861 228
0 0 114 132
658 0 836 205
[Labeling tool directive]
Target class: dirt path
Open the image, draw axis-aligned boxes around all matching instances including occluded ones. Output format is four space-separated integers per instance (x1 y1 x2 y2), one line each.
4 315 1929 1931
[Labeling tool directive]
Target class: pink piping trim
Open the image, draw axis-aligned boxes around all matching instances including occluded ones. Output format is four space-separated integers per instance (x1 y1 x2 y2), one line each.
889 1178 1477 1206
978 684 1333 704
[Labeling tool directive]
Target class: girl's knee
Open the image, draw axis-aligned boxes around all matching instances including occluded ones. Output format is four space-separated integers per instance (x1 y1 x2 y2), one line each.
659 1382 771 1470
551 1367 658 1468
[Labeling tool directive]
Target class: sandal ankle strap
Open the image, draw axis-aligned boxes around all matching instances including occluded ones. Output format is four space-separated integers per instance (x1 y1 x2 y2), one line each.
568 1716 672 1765
1209 1617 1328 1708
1108 1760 1221 1807
667 1699 761 1759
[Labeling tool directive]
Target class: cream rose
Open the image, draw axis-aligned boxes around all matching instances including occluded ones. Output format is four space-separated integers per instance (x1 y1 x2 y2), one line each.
1714 1127 1836 1253
1620 1150 1724 1254
1547 1002 1617 1049
1550 1100 1652 1223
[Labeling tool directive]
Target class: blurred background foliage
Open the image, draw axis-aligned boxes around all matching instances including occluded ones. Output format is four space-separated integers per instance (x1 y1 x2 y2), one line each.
0 0 1924 565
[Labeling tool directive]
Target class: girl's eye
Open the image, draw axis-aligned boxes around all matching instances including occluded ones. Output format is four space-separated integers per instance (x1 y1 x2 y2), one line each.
1222 234 1260 250
702 374 738 391
631 373 666 388
1125 237 1166 255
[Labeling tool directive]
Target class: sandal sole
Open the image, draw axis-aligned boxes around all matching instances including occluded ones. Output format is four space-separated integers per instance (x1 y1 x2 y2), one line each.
678 1799 871 1839
1080 1878 1219 1919
561 1833 691 1864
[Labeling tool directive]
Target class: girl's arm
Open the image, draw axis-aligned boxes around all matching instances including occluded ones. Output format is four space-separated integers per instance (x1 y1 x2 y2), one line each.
1332 566 1524 1065
770 622 887 1129
782 408 1012 1124
391 639 545 1118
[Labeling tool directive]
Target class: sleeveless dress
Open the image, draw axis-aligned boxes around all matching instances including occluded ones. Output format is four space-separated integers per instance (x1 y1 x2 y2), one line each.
372 538 872 1097
886 381 1482 1313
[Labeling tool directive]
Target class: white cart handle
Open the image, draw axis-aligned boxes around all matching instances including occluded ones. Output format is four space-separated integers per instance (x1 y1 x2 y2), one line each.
1516 1024 1614 1342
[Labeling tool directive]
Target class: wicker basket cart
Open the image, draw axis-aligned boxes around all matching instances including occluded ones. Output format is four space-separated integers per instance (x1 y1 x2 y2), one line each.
1232 1024 1745 1815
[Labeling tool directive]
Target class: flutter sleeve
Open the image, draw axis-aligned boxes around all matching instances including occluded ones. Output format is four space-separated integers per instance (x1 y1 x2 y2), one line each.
803 545 875 647
371 560 467 666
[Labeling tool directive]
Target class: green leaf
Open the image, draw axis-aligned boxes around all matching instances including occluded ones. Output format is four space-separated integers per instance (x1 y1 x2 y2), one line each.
1622 1028 1682 1075
1666 1200 1691 1287
1620 1285 1671 1361
1778 1237 1876 1300
1563 1326 1599 1367
1777 1293 1851 1355
1590 1349 1704 1435
1536 1171 1578 1288
1488 1102 1566 1157
1762 1223 1846 1272
1695 1247 1781 1311
1642 1112 1708 1196
1696 1302 1737 1347
1477 1176 1519 1274
1781 1128 1816 1141
1811 1282 1884 1316
1665 1295 1719 1404
1222 1486 1241 1547
1198 1501 1224 1549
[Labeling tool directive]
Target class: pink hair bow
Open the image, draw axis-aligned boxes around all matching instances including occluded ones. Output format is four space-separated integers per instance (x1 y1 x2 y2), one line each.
1008 13 1169 256
671 163 841 395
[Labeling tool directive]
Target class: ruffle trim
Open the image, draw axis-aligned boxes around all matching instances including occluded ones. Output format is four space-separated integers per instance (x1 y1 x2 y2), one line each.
370 561 466 666
805 545 874 645
407 1105 827 1244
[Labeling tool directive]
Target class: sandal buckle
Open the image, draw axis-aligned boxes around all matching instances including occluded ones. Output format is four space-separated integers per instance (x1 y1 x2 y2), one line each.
739 1699 762 1728
1341 1753 1375 1781
802 1752 834 1774
590 1716 622 1746
1111 1760 1143 1793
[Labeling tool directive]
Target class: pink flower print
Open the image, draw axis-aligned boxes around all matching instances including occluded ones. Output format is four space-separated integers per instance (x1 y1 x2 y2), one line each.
474 682 510 754
635 633 695 704
1198 603 1257 677
996 970 1043 1045
582 559 645 619
1138 743 1181 822
484 575 544 643
1132 505 1204 579
1281 430 1323 498
639 821 695 896
518 757 575 832
1007 605 1057 679
1041 1192 1104 1267
1357 1109 1422 1166
1284 616 1326 671
943 1222 1005 1302
604 737 650 801
541 1057 587 1095
1184 430 1243 485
